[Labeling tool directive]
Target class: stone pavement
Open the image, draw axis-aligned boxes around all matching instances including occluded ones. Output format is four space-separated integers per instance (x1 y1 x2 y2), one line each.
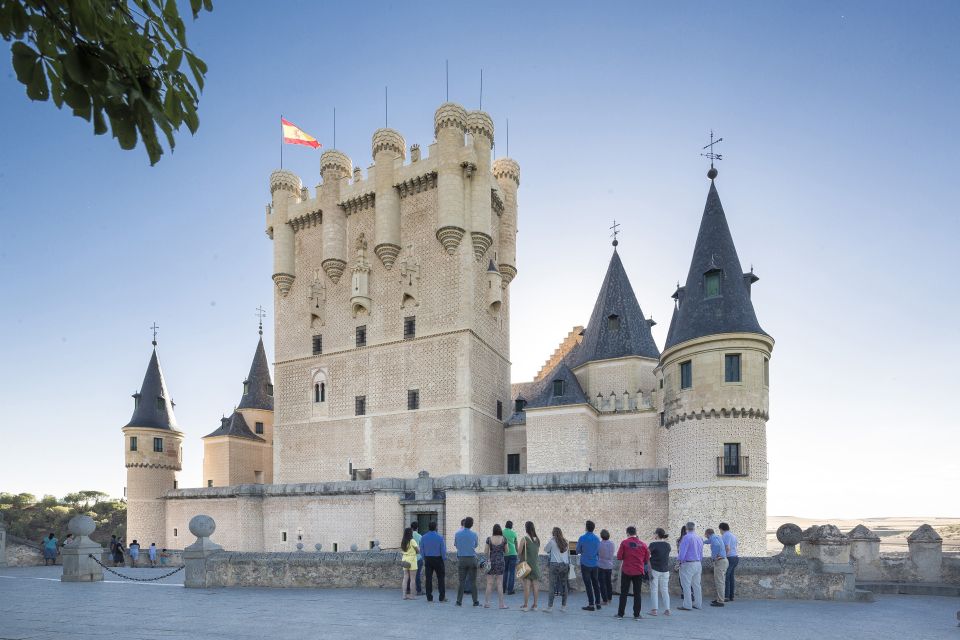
0 566 956 640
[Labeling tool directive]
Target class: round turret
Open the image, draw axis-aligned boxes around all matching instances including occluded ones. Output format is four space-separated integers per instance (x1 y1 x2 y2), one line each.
434 102 468 136
371 128 406 159
492 158 520 185
466 110 494 146
269 170 302 195
320 149 353 180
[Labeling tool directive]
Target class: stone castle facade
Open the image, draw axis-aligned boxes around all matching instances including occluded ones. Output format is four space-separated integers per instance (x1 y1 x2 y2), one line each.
122 102 773 556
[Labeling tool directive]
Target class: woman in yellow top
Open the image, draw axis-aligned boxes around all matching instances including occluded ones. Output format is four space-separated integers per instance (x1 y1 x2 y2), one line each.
400 527 419 600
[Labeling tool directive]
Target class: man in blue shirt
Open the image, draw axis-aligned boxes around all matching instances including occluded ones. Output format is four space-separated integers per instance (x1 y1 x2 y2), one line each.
420 521 448 603
454 516 479 606
704 528 728 606
719 522 739 602
577 520 603 611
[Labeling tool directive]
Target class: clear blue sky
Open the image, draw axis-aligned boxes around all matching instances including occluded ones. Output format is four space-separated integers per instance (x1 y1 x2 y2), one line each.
1 1 957 519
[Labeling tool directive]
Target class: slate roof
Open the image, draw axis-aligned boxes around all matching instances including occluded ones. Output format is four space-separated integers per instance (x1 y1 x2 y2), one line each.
525 361 590 409
203 411 265 441
124 348 179 431
664 180 769 350
506 382 535 426
237 337 274 411
568 249 660 367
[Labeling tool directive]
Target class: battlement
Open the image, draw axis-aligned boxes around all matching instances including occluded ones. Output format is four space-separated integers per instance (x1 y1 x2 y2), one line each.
466 110 494 145
492 158 520 185
371 128 406 159
269 170 302 194
434 101 468 135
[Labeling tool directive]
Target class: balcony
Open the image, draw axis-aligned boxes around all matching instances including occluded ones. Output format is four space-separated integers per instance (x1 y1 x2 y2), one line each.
717 456 749 477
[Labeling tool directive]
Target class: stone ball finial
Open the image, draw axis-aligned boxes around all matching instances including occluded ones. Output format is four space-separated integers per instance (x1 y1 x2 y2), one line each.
466 110 494 145
314 543 322 552
776 523 803 547
269 169 302 195
350 543 359 552
67 515 96 537
296 542 304 551
707 167 718 180
189 514 216 539
320 149 353 180
372 128 406 160
492 158 520 185
434 102 468 137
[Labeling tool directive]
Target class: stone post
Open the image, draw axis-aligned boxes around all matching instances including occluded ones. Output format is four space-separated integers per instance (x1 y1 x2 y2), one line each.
847 524 883 581
907 524 942 582
183 515 223 589
803 525 851 565
60 515 104 582
0 511 7 567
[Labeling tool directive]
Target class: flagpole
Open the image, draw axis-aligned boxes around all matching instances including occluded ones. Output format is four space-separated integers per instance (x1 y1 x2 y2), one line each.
280 114 283 169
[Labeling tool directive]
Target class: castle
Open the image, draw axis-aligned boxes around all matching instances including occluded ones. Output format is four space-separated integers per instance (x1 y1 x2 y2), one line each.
121 102 773 556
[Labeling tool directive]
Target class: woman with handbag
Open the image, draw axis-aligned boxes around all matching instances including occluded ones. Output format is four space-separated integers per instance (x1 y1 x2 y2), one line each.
517 521 541 611
541 527 570 613
483 524 509 609
400 527 419 600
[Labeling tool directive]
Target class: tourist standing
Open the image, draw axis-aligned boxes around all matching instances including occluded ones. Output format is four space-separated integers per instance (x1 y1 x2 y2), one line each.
159 548 171 567
42 533 58 566
615 526 650 620
148 543 158 567
647 528 671 616
677 522 703 611
400 527 419 600
483 524 508 609
542 527 570 613
598 529 615 605
454 517 480 606
113 539 125 566
109 535 118 563
704 528 728 606
577 520 603 611
129 540 141 567
502 520 518 595
410 521 424 596
420 522 447 603
517 521 541 611
719 522 739 602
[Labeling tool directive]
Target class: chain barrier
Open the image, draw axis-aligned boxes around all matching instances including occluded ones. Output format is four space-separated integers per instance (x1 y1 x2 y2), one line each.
88 554 184 582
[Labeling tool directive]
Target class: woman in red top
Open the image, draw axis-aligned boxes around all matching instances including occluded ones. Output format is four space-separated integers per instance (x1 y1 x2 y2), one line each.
615 526 651 620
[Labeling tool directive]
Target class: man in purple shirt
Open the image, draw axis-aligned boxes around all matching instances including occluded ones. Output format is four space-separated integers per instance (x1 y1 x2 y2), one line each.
676 521 703 610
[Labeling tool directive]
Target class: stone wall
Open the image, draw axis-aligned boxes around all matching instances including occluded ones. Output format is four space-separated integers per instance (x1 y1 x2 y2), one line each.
4 535 43 567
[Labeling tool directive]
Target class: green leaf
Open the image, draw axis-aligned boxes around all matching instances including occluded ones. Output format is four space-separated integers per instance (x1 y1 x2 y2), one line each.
189 0 202 18
110 112 138 150
11 42 39 84
25 60 49 101
167 49 183 71
93 107 108 136
63 81 92 119
64 48 90 84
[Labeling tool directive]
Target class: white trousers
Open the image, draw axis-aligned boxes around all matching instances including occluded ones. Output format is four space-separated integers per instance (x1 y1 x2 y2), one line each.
649 569 671 611
679 561 702 609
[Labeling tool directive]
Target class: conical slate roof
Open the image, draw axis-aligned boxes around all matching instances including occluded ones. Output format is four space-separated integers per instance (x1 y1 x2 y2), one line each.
237 337 274 411
569 250 660 367
124 348 179 430
203 411 264 441
525 362 590 409
664 181 768 350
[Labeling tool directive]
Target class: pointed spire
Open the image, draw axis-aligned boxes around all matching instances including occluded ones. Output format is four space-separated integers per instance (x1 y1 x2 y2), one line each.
125 346 179 430
664 181 768 350
203 410 264 441
237 336 274 411
570 249 660 367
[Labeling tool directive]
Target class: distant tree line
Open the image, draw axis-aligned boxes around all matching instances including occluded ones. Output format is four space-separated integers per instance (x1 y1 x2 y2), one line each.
0 491 125 545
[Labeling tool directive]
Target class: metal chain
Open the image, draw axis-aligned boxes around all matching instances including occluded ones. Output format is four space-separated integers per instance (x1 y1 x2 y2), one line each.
87 554 184 582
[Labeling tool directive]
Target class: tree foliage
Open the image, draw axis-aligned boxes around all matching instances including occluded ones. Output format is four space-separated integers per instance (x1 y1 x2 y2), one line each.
0 491 126 545
1 0 212 164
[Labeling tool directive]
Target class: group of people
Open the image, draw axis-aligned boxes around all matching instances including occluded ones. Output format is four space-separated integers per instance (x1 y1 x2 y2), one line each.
107 537 169 567
397 518 740 620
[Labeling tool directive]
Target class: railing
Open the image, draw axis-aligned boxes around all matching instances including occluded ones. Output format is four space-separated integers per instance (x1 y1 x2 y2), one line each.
717 456 749 477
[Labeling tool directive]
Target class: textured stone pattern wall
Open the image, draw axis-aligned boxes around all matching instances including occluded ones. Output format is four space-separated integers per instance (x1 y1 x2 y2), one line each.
525 407 596 472
203 437 270 488
504 424 527 473
577 357 658 409
4 538 43 566
594 411 659 470
668 484 767 557
127 465 177 548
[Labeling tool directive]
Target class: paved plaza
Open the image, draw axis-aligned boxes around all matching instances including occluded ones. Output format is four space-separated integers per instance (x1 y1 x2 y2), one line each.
0 566 956 639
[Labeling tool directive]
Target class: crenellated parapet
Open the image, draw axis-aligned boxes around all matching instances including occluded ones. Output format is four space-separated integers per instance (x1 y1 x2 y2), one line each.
320 149 353 284
433 102 468 136
466 110 494 145
492 157 520 286
372 128 406 159
492 158 520 185
320 150 353 179
270 169 302 195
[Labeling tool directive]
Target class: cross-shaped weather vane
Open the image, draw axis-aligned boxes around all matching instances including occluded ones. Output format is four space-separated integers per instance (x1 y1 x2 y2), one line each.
701 130 723 179
150 322 159 346
256 306 267 336
610 219 621 248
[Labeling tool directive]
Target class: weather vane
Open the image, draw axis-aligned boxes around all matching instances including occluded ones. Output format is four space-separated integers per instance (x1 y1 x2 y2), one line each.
150 322 159 346
610 219 621 247
701 130 723 179
256 306 267 336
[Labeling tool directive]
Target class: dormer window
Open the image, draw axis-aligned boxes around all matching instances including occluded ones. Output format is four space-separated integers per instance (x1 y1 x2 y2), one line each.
243 381 250 395
133 393 140 409
266 383 274 396
552 379 565 397
156 397 164 410
607 314 620 330
704 269 722 298
514 398 526 413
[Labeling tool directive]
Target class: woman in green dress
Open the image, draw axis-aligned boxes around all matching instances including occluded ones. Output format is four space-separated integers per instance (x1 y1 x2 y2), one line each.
517 521 541 611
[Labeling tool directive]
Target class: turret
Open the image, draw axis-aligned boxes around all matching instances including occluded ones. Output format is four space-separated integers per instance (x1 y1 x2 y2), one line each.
371 128 405 269
467 111 494 261
268 170 302 296
320 149 353 284
492 157 519 286
433 102 468 254
659 171 774 556
486 259 502 312
122 340 183 547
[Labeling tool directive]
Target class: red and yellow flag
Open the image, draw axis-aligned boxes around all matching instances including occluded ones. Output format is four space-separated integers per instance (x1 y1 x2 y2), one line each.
281 118 321 149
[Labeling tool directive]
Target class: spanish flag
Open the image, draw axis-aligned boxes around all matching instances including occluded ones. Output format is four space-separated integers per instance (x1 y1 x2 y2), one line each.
281 118 321 149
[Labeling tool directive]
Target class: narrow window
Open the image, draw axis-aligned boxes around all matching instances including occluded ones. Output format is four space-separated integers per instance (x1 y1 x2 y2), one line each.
156 397 164 410
607 314 620 330
312 334 323 355
355 395 366 416
332 542 339 552
314 383 321 403
207 480 213 488
680 361 692 389
281 531 287 542
705 270 722 298
723 443 742 475
130 436 138 452
763 357 770 386
356 325 367 348
404 316 416 340
553 379 565 397
153 437 164 453
407 389 420 410
133 394 140 409
514 398 526 413
173 528 178 538
243 381 250 395
496 400 503 420
320 382 325 402
173 480 178 489
659 378 663 389
266 383 274 396
725 354 741 383
659 412 665 427
507 453 521 474
255 421 264 434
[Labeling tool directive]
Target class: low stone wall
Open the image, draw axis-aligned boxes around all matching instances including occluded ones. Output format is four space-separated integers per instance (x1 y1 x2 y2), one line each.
98 548 184 568
4 536 44 567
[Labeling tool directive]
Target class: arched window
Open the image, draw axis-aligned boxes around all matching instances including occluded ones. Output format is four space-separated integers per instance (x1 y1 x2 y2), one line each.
314 383 321 403
320 382 326 402
311 368 328 405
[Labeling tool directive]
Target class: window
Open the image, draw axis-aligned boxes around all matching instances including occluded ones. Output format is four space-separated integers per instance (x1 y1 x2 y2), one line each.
332 542 339 552
607 314 620 331
764 357 770 386
497 400 503 420
680 361 692 389
553 379 565 397
254 470 264 484
659 378 663 389
704 270 722 298
723 443 742 475
355 395 366 416
514 398 526 413
173 480 177 489
659 412 665 427
312 334 323 355
407 389 420 410
507 453 521 474
281 531 287 542
255 421 264 434
156 397 165 410
207 480 213 488
356 325 367 347
243 381 250 395
153 437 164 452
130 436 138 452
173 528 178 538
725 354 741 383
403 316 416 340
267 383 274 396
133 394 140 409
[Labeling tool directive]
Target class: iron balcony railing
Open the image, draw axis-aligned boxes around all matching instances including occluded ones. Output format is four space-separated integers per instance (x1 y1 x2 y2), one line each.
717 456 749 477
